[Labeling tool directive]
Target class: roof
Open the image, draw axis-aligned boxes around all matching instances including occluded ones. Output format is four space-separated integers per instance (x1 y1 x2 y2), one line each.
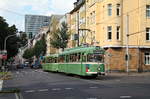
70 0 85 14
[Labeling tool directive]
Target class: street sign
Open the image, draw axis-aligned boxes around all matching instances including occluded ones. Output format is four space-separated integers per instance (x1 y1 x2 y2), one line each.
2 55 7 60
0 50 7 60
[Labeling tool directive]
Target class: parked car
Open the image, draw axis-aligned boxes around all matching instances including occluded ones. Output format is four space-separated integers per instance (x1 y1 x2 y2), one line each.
24 61 29 67
31 59 42 69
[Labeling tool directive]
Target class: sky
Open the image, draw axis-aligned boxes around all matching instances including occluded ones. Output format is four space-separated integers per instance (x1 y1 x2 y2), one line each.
0 0 76 31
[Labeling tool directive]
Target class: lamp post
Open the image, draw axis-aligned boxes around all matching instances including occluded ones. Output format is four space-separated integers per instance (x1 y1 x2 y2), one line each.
2 33 20 71
126 14 129 74
4 33 20 51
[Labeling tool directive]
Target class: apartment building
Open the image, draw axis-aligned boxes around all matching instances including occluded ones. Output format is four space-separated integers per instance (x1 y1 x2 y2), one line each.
69 0 86 47
68 0 150 72
46 15 64 55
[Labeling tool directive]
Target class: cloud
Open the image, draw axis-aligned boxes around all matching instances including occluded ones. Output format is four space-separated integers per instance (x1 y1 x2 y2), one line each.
51 0 76 14
0 0 76 31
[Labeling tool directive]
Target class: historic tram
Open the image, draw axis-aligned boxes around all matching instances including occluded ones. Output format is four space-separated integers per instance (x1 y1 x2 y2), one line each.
42 46 105 77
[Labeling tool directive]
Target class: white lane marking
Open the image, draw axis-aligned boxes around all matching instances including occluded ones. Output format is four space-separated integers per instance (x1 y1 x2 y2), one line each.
65 88 73 90
25 90 35 93
87 98 97 99
15 93 19 99
120 96 132 99
89 87 98 89
0 80 3 91
38 89 48 92
52 88 61 91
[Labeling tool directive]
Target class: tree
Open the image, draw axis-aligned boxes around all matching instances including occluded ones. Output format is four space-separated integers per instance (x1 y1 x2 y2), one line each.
23 48 34 59
23 34 47 59
50 22 70 51
33 34 47 57
0 16 20 59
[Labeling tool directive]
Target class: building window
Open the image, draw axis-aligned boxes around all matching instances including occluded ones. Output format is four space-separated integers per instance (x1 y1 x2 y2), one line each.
116 4 121 16
107 26 112 40
116 26 120 40
90 13 92 24
93 11 95 24
146 5 150 18
145 52 150 65
107 4 112 16
146 28 150 41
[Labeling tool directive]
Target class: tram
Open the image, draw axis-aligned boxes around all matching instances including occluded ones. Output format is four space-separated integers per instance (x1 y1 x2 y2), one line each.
42 46 105 77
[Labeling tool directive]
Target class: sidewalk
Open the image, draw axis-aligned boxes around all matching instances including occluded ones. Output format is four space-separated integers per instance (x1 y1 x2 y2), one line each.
106 72 150 77
0 72 12 80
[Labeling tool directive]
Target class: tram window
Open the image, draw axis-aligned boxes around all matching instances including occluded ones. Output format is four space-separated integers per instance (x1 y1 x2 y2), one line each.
82 55 87 62
78 53 81 62
70 55 73 62
54 58 57 63
87 54 104 62
59 56 64 63
66 55 69 63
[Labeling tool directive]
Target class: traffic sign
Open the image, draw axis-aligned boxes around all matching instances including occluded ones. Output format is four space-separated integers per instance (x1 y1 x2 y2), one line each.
2 55 7 60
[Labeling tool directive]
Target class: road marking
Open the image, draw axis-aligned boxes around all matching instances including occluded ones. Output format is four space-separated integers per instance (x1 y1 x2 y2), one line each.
65 88 73 90
15 93 24 99
87 98 97 99
25 90 35 93
89 87 98 89
38 89 48 92
16 72 19 74
120 96 132 99
52 88 61 91
0 80 3 91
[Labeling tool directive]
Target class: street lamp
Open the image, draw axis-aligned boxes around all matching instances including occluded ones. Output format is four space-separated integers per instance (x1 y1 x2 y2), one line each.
2 33 20 71
4 33 20 51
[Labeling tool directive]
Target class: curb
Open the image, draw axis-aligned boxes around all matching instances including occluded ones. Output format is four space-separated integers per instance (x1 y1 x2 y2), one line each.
0 89 20 93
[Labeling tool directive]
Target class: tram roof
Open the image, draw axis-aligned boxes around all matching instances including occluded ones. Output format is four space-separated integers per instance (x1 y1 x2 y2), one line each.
60 46 104 55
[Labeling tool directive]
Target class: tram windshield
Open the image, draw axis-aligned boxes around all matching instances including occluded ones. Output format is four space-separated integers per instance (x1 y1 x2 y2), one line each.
87 54 104 62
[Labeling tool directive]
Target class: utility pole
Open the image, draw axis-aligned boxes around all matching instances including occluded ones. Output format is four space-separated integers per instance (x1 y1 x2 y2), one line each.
126 14 129 74
77 12 80 47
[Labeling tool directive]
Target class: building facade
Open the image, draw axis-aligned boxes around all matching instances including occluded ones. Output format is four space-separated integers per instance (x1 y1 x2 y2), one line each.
68 0 150 72
46 15 64 55
69 0 87 47
25 14 51 39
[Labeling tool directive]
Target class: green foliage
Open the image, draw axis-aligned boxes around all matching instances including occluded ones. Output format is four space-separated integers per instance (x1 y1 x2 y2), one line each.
0 16 19 58
23 48 34 59
50 22 70 51
23 35 47 59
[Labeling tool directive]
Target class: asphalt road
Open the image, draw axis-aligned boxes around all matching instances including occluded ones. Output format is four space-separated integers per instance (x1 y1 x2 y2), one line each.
1 68 150 99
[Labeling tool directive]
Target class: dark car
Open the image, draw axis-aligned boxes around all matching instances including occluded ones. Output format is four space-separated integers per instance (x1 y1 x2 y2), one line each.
31 59 42 69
